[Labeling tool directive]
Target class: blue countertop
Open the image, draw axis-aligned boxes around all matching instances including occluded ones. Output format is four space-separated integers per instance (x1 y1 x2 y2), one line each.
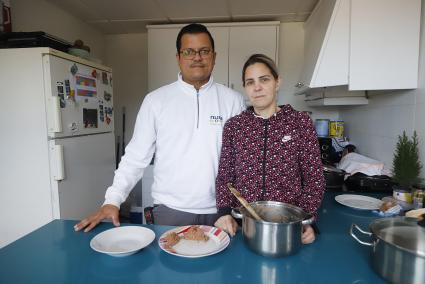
0 192 387 284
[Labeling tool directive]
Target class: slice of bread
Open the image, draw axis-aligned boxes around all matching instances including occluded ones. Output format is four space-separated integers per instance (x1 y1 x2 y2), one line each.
405 208 425 219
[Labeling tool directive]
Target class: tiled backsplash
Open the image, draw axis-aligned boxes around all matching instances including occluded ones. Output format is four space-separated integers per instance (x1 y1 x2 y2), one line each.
339 0 425 179
340 89 425 178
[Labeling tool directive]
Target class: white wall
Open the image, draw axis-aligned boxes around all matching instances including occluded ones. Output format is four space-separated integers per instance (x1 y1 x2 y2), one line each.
104 33 148 147
10 0 106 61
104 33 149 213
339 1 425 179
278 22 340 121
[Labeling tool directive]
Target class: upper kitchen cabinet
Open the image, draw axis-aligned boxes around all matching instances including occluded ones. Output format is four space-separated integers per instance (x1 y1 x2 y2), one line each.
147 22 279 94
298 0 349 93
228 25 279 95
296 0 421 94
349 0 421 90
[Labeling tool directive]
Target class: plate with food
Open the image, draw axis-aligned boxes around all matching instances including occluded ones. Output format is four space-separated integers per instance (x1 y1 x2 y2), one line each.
90 226 155 257
158 225 230 258
335 194 383 210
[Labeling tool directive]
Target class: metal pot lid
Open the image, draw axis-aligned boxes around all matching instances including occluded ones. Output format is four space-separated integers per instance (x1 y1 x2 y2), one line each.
323 165 346 174
370 217 425 257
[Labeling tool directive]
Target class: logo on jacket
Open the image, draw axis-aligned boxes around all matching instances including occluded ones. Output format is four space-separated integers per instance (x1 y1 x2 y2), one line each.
282 135 292 142
210 115 223 125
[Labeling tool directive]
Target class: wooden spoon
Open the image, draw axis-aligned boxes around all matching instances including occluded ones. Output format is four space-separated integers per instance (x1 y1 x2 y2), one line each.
227 183 264 222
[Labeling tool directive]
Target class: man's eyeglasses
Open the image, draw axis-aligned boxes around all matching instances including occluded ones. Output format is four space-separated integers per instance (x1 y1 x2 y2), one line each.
179 48 212 59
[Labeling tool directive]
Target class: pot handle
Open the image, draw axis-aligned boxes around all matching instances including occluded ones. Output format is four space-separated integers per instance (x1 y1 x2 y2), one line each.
231 208 243 219
301 215 315 225
350 224 373 246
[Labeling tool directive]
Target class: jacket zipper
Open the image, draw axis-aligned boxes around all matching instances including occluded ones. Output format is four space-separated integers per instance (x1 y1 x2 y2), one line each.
196 90 200 129
261 119 269 200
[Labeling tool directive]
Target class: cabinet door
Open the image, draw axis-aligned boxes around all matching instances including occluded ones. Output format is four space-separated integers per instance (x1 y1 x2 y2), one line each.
349 0 421 90
148 27 228 91
300 0 349 90
228 25 278 97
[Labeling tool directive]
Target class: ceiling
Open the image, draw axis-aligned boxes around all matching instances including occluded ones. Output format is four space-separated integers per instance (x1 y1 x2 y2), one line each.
46 0 319 34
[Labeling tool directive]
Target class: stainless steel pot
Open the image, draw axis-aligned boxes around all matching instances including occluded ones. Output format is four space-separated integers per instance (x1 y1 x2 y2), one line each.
351 217 425 284
232 201 314 257
323 165 347 190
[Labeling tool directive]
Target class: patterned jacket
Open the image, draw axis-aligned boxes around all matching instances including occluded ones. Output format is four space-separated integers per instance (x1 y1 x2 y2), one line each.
216 105 325 216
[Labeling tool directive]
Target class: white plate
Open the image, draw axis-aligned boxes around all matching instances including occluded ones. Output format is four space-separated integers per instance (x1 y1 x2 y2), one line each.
335 194 383 210
158 225 230 258
90 226 155 257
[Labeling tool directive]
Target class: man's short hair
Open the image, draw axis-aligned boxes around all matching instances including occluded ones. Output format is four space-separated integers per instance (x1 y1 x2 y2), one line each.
176 23 215 53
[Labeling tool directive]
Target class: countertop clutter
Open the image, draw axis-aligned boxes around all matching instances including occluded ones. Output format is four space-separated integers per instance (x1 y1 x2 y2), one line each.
0 192 388 284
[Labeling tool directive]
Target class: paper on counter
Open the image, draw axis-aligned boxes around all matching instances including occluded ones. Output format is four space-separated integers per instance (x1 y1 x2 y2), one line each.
338 152 385 177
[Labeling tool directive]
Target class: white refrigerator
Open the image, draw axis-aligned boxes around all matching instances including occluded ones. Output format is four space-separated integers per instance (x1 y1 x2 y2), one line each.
0 48 115 248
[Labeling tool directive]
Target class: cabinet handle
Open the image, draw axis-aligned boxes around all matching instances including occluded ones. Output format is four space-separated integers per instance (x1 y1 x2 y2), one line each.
50 96 62 133
295 82 305 88
52 145 65 181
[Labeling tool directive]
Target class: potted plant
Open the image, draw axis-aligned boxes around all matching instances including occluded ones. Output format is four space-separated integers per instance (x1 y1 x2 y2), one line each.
392 131 422 191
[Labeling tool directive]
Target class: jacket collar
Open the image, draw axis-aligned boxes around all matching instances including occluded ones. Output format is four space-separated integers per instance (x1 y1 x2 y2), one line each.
177 72 214 95
247 104 295 121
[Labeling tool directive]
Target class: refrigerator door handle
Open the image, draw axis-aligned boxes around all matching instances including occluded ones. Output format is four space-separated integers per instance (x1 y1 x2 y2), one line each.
53 145 65 181
50 96 62 133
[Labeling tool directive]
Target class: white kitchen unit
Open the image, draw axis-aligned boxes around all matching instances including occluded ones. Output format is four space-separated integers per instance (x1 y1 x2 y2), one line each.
298 0 350 92
228 25 279 95
296 0 421 95
349 0 421 90
0 48 115 248
304 86 368 106
147 22 279 96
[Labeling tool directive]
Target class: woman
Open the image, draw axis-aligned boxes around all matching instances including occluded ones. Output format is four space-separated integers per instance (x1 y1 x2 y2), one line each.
214 54 325 244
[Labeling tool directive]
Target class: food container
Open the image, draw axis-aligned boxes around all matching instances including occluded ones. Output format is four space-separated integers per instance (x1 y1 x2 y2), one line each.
413 190 424 209
393 186 413 203
314 119 330 137
412 184 425 209
232 201 314 257
351 217 425 284
68 47 90 60
329 120 344 138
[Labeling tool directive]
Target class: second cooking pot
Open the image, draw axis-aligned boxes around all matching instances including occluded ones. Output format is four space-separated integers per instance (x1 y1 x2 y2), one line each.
232 201 314 257
323 165 347 190
351 217 425 284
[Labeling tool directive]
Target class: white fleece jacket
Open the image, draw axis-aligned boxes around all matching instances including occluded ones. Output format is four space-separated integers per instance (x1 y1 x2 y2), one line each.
104 74 245 214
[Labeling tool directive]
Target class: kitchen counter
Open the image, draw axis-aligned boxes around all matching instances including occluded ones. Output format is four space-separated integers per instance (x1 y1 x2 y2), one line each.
0 192 386 284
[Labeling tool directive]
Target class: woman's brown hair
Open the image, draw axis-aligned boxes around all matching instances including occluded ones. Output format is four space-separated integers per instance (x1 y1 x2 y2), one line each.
242 54 279 86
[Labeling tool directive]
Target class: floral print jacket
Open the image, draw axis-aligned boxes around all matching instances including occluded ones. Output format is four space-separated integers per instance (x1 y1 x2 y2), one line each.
216 105 325 217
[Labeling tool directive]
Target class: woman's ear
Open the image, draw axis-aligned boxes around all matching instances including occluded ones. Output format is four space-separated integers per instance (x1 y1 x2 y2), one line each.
275 76 282 92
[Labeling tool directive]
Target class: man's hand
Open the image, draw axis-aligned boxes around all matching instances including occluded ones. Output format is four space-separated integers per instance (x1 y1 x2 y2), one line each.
301 225 315 244
74 204 120 232
214 215 238 237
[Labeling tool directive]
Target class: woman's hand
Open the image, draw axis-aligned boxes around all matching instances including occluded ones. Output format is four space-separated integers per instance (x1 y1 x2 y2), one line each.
301 225 315 244
214 215 238 236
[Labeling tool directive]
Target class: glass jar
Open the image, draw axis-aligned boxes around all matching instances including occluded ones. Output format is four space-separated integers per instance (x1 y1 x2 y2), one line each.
412 184 425 209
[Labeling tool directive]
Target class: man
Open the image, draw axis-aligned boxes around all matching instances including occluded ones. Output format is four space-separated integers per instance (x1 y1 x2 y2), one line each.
75 23 245 232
